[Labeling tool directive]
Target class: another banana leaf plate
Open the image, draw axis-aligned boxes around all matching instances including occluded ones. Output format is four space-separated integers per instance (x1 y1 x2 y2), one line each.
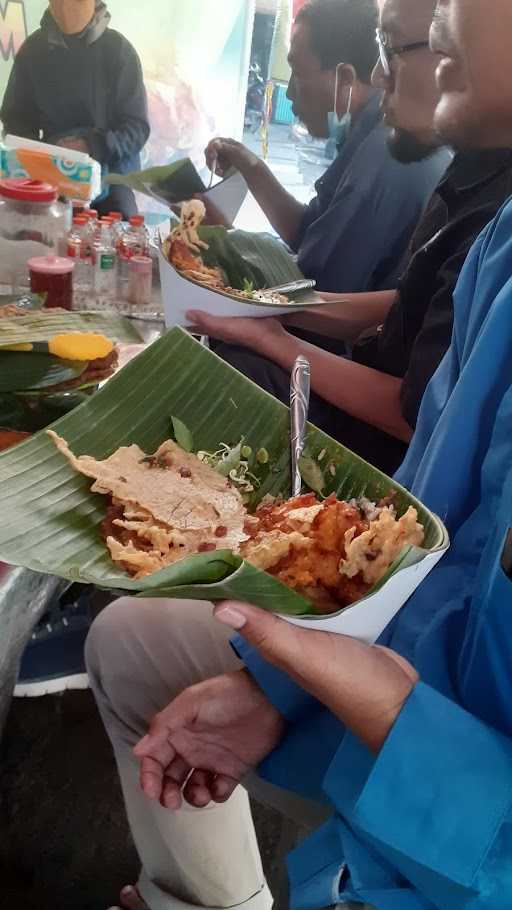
159 227 328 327
0 311 144 347
0 328 449 640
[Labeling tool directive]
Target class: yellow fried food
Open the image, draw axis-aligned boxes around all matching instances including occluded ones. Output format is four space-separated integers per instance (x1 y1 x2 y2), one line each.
48 332 114 362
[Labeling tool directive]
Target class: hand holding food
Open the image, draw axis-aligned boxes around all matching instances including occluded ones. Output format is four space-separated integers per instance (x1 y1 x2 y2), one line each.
213 601 419 754
186 309 286 348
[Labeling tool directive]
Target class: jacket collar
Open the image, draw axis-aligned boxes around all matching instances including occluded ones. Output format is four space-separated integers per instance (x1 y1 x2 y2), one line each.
42 1 111 49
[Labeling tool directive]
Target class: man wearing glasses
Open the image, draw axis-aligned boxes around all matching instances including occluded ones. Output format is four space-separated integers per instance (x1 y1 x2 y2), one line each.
190 0 512 480
376 28 431 80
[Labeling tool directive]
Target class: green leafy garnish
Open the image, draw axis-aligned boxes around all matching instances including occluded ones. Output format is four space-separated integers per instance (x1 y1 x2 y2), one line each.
215 441 243 478
171 416 194 453
299 455 326 496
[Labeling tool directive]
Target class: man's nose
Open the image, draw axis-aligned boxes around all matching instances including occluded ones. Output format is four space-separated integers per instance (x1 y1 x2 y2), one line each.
287 76 296 102
372 57 391 91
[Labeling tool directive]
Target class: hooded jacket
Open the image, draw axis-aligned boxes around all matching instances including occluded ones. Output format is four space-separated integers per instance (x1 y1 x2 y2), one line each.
0 2 150 174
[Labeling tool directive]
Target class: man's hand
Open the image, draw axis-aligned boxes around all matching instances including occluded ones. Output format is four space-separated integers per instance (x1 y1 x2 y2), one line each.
214 602 419 755
186 309 289 353
57 136 89 154
134 669 285 810
205 137 260 178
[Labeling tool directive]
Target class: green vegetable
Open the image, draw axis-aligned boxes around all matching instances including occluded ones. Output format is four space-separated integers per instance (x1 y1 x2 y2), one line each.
171 416 194 453
299 455 326 496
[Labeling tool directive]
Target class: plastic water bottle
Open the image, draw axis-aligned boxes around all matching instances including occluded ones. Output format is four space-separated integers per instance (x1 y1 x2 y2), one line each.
67 216 91 292
117 215 148 300
94 220 117 298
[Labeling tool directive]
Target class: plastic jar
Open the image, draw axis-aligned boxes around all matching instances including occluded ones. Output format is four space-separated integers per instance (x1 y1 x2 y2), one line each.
28 256 74 310
0 179 70 246
0 180 71 292
128 255 153 308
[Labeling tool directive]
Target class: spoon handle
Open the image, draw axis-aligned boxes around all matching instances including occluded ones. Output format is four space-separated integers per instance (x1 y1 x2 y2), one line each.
290 355 311 497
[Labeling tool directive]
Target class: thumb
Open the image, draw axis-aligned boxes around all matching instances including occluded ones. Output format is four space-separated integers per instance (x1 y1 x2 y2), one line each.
213 601 302 673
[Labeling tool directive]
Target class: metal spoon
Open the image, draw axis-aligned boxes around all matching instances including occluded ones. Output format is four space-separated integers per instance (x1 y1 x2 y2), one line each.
290 355 311 497
208 154 218 190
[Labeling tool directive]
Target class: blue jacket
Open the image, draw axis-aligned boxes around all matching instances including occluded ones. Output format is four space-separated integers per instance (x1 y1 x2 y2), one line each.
237 197 512 909
294 94 451 293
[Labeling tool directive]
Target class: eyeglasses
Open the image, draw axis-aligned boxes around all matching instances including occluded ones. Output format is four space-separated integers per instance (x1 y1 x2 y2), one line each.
376 28 430 78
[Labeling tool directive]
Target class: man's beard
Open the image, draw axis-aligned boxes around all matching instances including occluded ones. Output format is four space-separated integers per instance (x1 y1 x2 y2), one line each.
388 129 440 163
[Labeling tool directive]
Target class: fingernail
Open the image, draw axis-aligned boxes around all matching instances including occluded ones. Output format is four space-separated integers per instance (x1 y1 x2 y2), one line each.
214 605 247 630
121 886 134 897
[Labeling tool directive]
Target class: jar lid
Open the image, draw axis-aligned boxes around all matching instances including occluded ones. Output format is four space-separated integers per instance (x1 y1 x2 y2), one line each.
130 255 152 273
28 256 75 275
0 179 58 203
129 215 145 226
109 211 122 221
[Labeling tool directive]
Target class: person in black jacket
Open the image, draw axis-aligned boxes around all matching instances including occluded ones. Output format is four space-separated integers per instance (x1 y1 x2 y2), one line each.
0 0 150 217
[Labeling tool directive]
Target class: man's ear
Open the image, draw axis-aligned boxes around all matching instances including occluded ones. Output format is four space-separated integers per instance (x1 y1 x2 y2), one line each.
335 63 357 117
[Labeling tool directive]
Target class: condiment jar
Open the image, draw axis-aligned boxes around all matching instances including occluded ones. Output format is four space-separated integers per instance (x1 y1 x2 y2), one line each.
0 179 71 292
128 255 153 308
28 256 75 310
0 179 70 247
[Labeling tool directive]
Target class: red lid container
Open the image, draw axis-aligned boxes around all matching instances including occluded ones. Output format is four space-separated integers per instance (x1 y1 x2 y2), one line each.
0 179 57 203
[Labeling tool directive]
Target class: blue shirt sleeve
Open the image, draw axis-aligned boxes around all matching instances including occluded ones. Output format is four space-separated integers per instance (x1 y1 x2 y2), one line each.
324 682 512 909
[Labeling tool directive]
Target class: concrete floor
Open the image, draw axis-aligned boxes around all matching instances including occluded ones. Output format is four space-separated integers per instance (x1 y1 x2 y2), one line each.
236 123 329 233
1 690 284 910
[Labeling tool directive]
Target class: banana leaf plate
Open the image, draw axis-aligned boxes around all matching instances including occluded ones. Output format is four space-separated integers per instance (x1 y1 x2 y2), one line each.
159 227 329 326
0 328 449 640
0 311 144 347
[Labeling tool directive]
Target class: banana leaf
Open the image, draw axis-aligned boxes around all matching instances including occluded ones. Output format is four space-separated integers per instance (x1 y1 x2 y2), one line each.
0 312 143 347
107 160 207 206
107 159 241 209
163 225 319 311
197 227 305 292
0 351 86 393
0 328 446 618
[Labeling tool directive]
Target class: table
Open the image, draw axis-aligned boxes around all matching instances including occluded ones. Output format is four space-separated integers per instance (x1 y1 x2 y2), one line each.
0 564 68 733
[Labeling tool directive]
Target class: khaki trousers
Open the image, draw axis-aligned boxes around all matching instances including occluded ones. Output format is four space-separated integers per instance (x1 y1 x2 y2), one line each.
86 597 365 910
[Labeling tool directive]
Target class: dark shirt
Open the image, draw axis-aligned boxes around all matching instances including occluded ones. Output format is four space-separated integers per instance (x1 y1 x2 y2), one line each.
353 149 512 429
214 150 512 478
0 9 149 175
294 93 450 293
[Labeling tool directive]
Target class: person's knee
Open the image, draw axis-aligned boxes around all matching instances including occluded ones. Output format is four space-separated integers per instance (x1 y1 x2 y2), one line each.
85 596 142 683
